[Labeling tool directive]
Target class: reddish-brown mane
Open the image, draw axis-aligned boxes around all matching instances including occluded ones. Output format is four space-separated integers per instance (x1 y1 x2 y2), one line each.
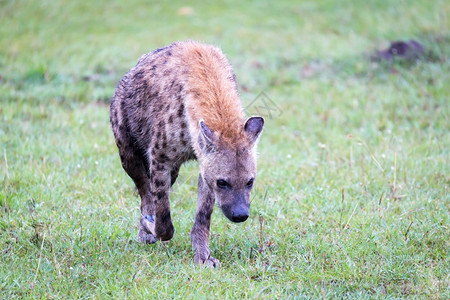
182 41 246 146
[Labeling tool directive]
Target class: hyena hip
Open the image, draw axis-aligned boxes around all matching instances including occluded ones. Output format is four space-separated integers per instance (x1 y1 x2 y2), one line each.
110 41 264 267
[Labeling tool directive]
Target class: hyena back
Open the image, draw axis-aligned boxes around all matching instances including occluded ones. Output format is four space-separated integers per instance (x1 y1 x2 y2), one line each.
110 41 264 267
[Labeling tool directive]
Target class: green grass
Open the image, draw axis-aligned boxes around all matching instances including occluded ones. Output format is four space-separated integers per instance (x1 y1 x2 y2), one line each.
1 0 449 298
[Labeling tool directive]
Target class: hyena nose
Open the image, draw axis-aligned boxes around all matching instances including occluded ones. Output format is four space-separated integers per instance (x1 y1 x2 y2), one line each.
231 207 249 223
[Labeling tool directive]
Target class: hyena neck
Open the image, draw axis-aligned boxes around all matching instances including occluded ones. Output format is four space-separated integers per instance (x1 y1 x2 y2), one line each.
182 41 246 153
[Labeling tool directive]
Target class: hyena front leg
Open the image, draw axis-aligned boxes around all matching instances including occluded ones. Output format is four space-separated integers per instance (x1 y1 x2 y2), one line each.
141 161 175 241
191 174 220 268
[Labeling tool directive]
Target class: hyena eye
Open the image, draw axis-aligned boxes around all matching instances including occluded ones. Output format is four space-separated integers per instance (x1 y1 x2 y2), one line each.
217 179 231 189
246 178 254 188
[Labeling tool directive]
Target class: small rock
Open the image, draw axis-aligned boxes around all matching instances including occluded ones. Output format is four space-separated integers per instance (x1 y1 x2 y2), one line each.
373 40 425 62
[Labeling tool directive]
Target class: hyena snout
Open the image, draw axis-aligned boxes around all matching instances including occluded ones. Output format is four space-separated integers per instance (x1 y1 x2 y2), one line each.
221 192 250 223
221 203 249 223
230 204 249 223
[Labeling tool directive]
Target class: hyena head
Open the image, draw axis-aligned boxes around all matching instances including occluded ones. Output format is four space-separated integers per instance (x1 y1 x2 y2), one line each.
198 117 264 223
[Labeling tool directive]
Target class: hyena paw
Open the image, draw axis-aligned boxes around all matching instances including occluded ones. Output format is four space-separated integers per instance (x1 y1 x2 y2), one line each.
140 215 155 235
194 252 221 268
137 227 157 244
138 216 157 244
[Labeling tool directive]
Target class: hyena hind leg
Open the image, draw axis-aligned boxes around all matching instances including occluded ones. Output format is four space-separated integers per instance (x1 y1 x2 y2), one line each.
116 140 157 244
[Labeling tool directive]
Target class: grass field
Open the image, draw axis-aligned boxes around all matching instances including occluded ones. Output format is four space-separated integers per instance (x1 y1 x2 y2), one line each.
1 0 449 298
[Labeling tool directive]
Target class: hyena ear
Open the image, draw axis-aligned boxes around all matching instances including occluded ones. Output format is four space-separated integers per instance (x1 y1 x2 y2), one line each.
244 116 264 144
198 120 217 153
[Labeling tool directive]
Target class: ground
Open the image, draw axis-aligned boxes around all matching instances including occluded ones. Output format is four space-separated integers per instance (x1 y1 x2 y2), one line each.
0 0 449 298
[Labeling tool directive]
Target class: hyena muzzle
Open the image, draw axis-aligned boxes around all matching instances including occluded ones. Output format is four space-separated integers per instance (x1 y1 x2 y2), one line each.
110 40 264 267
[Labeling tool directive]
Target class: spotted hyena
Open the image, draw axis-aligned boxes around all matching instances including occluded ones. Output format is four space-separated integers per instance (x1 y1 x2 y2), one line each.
110 40 264 267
